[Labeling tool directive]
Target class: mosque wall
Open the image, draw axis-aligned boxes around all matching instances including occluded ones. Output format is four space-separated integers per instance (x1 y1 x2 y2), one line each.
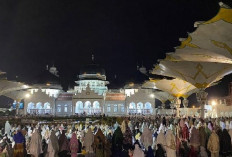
55 100 72 116
24 89 55 115
104 100 126 116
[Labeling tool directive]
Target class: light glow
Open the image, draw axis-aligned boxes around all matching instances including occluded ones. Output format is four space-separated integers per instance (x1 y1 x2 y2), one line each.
212 100 217 106
25 93 30 98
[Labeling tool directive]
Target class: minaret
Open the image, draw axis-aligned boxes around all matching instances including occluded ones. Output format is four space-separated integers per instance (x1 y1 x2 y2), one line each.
92 54 95 63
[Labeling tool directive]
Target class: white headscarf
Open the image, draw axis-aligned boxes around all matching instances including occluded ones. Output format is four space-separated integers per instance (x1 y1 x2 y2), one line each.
4 121 11 135
229 121 232 129
220 121 226 130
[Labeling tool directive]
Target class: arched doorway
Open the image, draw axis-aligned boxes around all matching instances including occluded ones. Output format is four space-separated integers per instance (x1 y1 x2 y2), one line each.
129 102 136 114
75 101 84 114
84 101 92 115
27 102 35 114
137 102 143 114
93 101 101 114
44 102 51 114
36 102 43 114
144 102 152 114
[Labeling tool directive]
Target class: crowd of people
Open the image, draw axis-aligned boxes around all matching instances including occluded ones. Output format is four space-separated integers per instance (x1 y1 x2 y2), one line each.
0 116 232 157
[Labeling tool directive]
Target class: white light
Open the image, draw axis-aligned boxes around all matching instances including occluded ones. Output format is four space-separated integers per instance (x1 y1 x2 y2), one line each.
22 85 29 88
212 100 216 106
25 93 30 98
150 94 155 98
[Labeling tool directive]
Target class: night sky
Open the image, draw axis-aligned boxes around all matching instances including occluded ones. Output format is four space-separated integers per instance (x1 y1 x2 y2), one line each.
0 0 232 98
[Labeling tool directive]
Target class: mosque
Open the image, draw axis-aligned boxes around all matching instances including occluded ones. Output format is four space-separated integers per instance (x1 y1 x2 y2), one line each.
19 56 155 117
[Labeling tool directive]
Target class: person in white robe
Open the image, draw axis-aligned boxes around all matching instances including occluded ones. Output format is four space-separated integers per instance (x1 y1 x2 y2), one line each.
4 121 11 136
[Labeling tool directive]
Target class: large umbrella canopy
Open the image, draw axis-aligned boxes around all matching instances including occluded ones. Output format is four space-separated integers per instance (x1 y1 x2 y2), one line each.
177 6 232 61
0 80 31 98
153 91 174 104
144 78 196 98
3 90 29 100
166 47 232 64
151 60 232 89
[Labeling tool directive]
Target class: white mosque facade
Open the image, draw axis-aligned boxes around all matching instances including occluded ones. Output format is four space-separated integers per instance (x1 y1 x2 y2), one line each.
20 62 156 117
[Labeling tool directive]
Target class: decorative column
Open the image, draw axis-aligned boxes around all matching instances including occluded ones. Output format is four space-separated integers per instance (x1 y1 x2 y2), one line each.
172 98 181 117
183 98 189 116
196 90 208 118
170 102 175 115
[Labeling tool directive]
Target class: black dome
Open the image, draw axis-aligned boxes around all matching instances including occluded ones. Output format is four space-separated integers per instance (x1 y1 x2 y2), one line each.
33 70 60 85
80 64 105 75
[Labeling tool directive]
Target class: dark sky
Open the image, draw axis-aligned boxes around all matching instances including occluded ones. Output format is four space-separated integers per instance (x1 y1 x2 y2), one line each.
0 0 231 94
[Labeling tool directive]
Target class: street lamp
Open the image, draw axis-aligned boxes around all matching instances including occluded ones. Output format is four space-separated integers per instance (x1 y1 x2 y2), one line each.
196 90 208 118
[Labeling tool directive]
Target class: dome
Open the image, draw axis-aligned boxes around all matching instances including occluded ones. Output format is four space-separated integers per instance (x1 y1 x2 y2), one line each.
80 64 106 76
35 70 60 85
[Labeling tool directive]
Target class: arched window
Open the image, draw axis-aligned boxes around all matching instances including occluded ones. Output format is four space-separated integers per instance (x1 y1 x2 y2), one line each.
84 101 92 114
36 102 43 114
144 102 151 109
93 101 100 113
44 102 51 114
27 102 35 113
93 101 100 109
144 102 152 114
129 102 136 109
75 101 83 113
137 102 143 113
36 102 43 109
44 102 51 109
84 101 91 109
129 102 136 113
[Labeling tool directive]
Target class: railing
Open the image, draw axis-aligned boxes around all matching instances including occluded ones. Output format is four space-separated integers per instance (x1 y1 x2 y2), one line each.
128 109 151 114
75 109 102 115
29 109 52 115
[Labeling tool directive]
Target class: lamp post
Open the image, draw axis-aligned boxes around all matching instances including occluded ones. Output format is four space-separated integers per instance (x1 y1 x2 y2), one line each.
196 90 208 118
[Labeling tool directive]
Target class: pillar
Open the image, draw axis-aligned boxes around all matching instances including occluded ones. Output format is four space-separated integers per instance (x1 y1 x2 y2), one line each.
183 98 189 116
196 90 208 118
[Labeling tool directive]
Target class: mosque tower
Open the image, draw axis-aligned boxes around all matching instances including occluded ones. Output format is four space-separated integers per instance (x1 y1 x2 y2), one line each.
74 54 109 95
